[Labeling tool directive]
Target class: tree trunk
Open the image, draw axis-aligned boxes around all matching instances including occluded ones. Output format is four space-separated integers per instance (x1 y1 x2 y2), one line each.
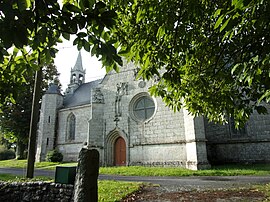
26 69 42 178
74 148 100 202
16 140 26 160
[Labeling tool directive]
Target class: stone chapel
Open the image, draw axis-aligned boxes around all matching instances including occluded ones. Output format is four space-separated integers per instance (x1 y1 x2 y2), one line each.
36 52 270 170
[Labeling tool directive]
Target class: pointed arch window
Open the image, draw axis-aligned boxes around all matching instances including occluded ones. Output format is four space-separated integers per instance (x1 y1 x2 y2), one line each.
67 113 76 141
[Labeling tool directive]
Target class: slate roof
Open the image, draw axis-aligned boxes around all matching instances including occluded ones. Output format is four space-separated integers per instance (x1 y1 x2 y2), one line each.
63 79 102 108
45 84 61 95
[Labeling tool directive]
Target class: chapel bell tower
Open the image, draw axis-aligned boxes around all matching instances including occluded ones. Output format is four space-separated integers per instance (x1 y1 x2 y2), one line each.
65 52 86 94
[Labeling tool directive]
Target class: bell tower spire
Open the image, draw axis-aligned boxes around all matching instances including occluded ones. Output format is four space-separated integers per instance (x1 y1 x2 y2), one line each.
70 51 86 84
65 52 86 95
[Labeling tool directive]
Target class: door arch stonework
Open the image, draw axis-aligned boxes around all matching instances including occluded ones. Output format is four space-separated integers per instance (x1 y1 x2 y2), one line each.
106 128 128 166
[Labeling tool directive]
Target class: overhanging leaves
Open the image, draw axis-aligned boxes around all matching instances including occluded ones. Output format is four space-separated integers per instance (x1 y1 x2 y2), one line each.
107 0 270 126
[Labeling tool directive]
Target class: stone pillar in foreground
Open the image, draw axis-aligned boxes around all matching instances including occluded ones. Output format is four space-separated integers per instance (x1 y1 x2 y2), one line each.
74 148 99 202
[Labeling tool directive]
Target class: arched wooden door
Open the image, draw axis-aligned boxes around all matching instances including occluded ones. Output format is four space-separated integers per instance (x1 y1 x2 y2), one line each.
114 137 126 166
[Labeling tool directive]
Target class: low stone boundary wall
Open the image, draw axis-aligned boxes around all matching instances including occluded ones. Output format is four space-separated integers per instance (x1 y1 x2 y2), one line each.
207 141 270 164
0 181 74 202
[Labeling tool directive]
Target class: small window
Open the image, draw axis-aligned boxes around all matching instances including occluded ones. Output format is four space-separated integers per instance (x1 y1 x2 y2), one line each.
130 94 156 122
79 74 84 81
72 74 76 83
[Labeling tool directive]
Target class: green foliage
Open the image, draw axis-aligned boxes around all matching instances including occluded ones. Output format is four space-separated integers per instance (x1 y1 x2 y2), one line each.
0 149 15 160
0 132 14 149
0 63 60 158
0 145 5 151
106 0 270 127
1 0 269 127
46 150 63 163
0 0 121 109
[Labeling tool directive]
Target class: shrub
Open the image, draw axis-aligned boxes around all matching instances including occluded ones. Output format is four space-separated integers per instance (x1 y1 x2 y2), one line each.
0 149 16 160
46 150 63 162
0 145 6 152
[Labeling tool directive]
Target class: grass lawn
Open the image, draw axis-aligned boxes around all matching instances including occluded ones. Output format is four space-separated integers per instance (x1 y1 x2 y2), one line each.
0 173 53 182
0 173 142 202
100 164 270 176
0 159 77 169
1 159 270 176
98 180 141 201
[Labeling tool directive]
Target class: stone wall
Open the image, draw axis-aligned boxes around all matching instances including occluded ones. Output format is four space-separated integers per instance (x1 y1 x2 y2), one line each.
57 105 91 161
101 63 186 146
0 181 73 202
205 106 270 164
100 62 190 167
207 141 270 164
129 143 187 167
36 93 63 162
52 61 210 169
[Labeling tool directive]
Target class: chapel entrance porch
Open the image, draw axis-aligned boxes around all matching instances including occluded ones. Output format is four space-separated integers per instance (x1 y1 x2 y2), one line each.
106 128 128 166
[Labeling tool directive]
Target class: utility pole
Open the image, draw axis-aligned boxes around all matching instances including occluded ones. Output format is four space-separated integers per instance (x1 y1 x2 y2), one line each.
26 69 42 178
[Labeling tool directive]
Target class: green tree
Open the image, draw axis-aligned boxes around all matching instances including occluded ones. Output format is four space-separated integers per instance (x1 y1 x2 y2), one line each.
0 0 121 108
107 0 270 127
0 0 121 178
0 64 60 159
0 130 14 149
1 0 269 176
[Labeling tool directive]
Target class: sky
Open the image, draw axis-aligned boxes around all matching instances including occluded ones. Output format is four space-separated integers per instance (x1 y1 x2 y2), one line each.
54 39 106 91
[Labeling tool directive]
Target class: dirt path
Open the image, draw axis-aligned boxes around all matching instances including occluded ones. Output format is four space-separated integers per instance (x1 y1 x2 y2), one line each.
122 185 268 201
120 175 270 202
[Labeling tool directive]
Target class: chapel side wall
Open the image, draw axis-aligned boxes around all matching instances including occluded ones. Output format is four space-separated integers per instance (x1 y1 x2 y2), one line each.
57 105 91 161
205 105 270 164
101 62 187 167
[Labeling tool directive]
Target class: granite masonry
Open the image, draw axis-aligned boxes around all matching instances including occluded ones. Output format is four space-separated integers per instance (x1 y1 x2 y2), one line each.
0 182 73 202
36 52 270 170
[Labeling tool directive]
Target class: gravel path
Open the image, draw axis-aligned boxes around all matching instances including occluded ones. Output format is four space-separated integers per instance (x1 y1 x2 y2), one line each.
99 174 270 190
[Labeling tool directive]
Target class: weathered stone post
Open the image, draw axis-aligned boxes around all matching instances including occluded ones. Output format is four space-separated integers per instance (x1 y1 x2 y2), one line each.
74 148 99 202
